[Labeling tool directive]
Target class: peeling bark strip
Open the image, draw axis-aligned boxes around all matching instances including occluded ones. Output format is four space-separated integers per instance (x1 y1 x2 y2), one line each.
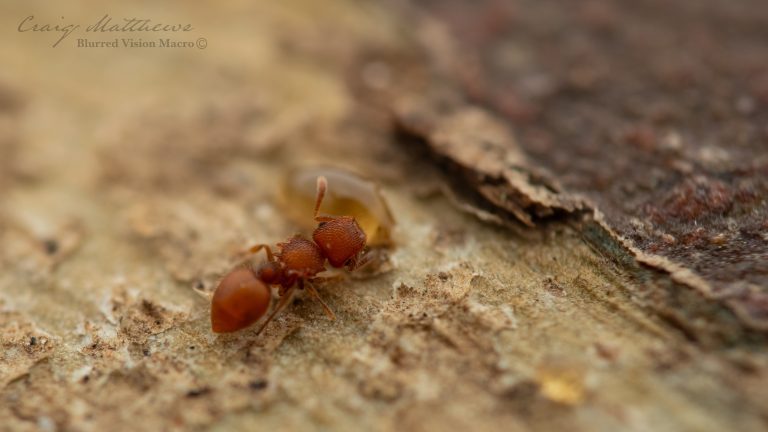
393 102 768 333
395 0 768 335
394 101 587 227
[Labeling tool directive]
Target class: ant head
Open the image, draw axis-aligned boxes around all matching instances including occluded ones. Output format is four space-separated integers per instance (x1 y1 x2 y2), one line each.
312 216 367 268
277 236 326 278
211 267 271 333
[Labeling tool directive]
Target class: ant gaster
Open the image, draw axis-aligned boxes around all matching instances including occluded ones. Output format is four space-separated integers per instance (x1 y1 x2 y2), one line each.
210 176 370 333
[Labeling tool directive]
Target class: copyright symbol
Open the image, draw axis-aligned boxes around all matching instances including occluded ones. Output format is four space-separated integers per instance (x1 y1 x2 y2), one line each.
196 38 207 49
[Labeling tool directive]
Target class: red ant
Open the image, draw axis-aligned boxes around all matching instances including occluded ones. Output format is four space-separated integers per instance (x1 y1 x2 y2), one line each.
210 176 371 333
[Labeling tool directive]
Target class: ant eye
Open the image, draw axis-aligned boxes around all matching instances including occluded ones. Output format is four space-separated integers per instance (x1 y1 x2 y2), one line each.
319 222 327 228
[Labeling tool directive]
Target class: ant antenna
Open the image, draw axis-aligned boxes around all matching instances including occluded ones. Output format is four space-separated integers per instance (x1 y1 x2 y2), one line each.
314 176 328 219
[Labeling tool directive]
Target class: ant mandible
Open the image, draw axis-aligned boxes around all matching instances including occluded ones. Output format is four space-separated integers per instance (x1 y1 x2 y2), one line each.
210 176 370 333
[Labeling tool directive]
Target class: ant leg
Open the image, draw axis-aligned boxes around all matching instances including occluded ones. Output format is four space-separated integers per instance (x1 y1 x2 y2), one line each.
255 285 296 335
313 273 346 285
193 285 212 300
305 280 337 321
246 244 276 262
233 243 275 268
347 250 375 272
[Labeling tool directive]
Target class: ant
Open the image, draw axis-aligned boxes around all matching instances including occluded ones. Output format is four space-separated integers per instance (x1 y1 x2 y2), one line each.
210 176 371 334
